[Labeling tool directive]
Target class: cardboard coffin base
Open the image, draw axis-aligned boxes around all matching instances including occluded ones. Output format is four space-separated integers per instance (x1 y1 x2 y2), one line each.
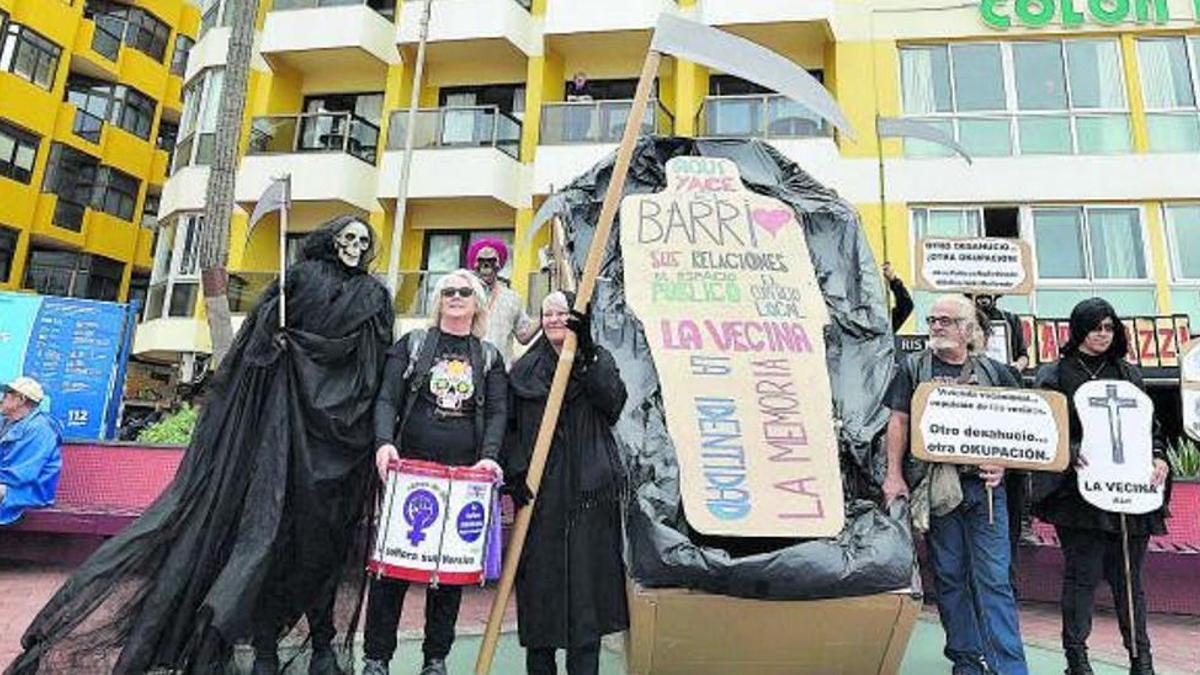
625 581 921 675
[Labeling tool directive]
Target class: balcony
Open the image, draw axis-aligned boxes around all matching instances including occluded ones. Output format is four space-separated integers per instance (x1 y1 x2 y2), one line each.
397 0 536 61
377 106 525 206
697 93 841 190
544 0 676 34
699 0 835 29
261 1 400 80
237 112 382 212
533 99 672 194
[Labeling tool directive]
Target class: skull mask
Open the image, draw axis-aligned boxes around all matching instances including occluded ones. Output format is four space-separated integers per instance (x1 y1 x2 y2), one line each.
333 220 371 269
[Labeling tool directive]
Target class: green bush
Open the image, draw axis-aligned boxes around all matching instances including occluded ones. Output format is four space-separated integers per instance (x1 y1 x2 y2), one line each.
136 404 198 446
1166 437 1200 481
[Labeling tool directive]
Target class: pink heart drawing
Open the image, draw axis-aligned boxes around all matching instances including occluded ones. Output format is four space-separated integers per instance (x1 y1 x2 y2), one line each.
752 208 792 237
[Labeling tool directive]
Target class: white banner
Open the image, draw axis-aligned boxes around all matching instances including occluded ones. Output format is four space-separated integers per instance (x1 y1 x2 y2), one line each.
1074 380 1163 514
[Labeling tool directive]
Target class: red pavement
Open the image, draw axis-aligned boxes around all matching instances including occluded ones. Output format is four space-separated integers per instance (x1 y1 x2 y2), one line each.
1 560 1196 673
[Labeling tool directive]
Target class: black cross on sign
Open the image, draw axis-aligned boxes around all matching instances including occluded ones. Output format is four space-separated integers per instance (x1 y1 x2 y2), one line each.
1087 384 1139 464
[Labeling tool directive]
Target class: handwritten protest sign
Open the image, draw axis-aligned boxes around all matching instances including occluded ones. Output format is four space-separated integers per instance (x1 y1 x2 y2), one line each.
914 237 1034 295
619 156 843 538
911 384 1069 472
1074 380 1163 514
1180 340 1200 441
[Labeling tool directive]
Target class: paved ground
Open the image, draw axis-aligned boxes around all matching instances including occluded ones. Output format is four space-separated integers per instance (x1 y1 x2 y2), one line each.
2 560 1197 673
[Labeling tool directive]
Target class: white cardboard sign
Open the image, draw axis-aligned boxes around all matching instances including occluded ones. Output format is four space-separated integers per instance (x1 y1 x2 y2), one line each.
914 237 1034 295
911 384 1069 471
1183 341 1200 441
1074 379 1163 514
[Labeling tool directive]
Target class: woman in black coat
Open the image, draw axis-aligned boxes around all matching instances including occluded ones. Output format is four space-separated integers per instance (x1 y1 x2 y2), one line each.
1034 298 1171 675
504 291 628 675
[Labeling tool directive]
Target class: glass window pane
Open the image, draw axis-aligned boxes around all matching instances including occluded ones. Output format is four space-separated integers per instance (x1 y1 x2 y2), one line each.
1137 38 1195 109
1166 205 1200 279
1170 287 1200 325
903 118 955 157
1088 209 1145 279
1014 42 1068 111
1075 115 1131 154
1018 116 1072 154
1146 113 1200 152
951 44 1005 111
927 209 981 238
900 47 951 114
1066 40 1125 109
1034 209 1086 279
959 118 1012 156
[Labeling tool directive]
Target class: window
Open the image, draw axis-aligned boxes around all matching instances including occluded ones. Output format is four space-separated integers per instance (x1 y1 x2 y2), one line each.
125 8 170 62
42 143 100 231
174 68 223 172
899 39 1130 157
1032 206 1146 281
0 119 39 184
94 167 140 221
417 230 514 313
110 85 157 140
0 23 62 90
86 2 171 63
0 225 17 283
146 213 201 319
66 78 157 142
23 249 125 301
1165 205 1200 281
141 193 159 229
911 206 1020 240
1137 37 1200 152
199 0 228 37
171 34 193 76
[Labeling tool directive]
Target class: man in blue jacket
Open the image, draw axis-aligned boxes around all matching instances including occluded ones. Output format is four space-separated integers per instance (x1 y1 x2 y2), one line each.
1 376 62 525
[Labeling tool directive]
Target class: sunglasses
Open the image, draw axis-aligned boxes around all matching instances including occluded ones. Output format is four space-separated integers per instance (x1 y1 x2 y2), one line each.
441 287 475 299
476 257 498 266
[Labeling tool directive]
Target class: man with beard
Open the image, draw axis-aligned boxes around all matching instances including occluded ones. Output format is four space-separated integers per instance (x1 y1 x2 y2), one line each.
882 294 1028 675
8 216 394 675
503 291 628 675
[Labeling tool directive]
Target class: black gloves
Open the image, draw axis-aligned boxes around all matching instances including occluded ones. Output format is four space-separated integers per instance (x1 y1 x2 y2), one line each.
506 473 534 508
566 307 596 362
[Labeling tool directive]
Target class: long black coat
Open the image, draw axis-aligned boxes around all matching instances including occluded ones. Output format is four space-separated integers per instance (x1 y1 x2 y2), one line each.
9 225 393 674
504 339 629 649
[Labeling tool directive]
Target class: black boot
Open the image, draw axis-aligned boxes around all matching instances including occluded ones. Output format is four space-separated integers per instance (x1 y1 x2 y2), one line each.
1129 651 1155 675
309 645 342 675
1065 647 1094 675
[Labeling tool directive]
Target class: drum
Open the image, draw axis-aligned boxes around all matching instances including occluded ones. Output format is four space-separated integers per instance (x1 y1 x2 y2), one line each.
368 459 501 585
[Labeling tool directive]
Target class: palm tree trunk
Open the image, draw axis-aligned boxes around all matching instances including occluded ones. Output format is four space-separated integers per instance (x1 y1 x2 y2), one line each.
198 0 257 365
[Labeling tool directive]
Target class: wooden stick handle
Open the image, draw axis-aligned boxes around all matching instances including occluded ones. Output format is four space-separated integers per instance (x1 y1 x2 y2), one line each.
1121 514 1137 660
474 49 662 675
986 484 994 526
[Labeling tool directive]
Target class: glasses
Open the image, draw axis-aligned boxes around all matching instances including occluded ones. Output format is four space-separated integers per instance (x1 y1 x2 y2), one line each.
440 287 475 299
1090 321 1116 334
925 315 961 328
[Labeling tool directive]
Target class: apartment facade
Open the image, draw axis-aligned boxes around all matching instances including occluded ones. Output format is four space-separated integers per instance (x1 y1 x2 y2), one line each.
0 0 199 310
114 0 1199 374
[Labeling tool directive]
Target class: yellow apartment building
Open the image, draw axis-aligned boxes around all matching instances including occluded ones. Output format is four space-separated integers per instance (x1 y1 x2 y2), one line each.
0 0 199 309
37 0 1198 383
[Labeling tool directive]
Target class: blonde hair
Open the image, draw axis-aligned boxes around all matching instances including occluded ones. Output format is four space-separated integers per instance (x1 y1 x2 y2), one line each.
932 294 987 354
429 270 489 339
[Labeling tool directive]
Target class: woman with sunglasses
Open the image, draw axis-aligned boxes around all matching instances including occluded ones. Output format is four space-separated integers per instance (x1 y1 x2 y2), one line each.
363 270 508 675
1033 298 1171 675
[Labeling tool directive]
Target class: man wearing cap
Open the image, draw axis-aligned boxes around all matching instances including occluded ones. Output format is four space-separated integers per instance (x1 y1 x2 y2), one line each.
469 238 539 366
1 376 63 525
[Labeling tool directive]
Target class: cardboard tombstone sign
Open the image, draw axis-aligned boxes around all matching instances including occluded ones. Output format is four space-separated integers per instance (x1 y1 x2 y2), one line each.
911 384 1070 472
619 156 844 538
1074 380 1163 514
1183 340 1200 442
914 237 1035 295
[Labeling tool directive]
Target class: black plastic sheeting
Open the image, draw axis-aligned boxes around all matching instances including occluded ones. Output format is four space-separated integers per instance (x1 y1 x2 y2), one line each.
539 136 916 600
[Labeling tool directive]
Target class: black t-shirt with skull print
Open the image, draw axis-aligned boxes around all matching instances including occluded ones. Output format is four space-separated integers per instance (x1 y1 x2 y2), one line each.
398 333 482 465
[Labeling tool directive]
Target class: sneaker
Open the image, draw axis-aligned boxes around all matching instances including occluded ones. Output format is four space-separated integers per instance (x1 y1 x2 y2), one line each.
309 646 342 675
361 658 389 675
419 658 447 675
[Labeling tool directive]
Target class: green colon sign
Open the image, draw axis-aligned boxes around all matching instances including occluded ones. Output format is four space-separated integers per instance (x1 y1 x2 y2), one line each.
980 0 1179 28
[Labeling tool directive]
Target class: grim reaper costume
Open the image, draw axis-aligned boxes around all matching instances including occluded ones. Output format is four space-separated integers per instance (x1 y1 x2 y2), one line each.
503 294 628 674
8 216 394 675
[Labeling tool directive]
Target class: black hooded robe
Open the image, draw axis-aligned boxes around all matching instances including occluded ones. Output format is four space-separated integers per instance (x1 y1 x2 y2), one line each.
504 338 629 650
8 219 393 674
